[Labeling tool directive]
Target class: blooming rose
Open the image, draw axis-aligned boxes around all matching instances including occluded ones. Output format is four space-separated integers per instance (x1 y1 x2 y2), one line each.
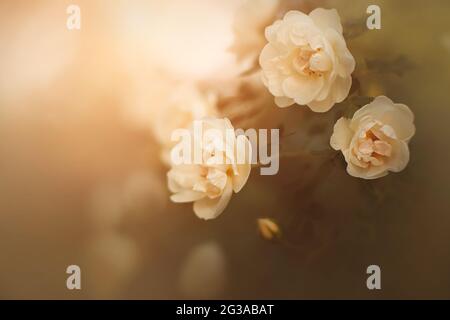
167 118 252 220
259 9 355 112
330 96 416 179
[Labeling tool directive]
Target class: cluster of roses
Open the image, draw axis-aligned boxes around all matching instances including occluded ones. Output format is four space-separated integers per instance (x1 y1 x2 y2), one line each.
166 7 416 220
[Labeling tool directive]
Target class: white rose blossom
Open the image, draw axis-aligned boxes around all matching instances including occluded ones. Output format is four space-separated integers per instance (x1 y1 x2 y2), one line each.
167 118 252 220
259 9 355 112
330 96 416 180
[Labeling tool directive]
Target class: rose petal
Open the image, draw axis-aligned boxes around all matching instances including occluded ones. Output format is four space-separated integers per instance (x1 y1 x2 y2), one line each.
324 29 355 77
351 96 415 141
330 117 352 151
346 161 388 180
284 10 312 24
193 180 233 220
332 76 352 103
171 191 206 203
307 95 335 112
232 136 252 193
309 8 343 34
282 75 323 105
259 44 280 68
309 51 332 72
207 168 228 191
274 96 295 108
386 140 410 172
265 20 283 43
